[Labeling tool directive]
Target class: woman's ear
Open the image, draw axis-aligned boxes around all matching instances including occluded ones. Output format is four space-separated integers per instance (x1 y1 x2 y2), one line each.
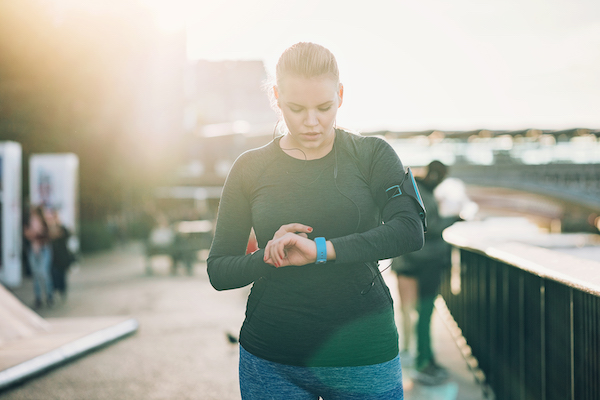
273 86 281 109
338 83 344 108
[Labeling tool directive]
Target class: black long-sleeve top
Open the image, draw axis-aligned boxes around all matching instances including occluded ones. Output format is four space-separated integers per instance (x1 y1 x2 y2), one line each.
207 129 424 367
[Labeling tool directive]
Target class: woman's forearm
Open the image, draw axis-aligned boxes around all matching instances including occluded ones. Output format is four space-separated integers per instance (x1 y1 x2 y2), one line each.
207 250 272 291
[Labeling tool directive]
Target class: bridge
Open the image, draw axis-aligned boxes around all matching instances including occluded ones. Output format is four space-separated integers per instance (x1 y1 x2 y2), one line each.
449 162 600 233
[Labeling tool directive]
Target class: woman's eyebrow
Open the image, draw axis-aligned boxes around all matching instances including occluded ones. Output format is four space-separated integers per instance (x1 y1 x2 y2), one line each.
286 100 334 107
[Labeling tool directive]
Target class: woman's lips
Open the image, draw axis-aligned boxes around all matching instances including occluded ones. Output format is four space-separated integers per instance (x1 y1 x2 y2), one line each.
302 132 320 139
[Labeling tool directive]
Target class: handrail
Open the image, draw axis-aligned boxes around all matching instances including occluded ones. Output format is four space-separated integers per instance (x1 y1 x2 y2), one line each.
443 220 600 295
440 218 600 400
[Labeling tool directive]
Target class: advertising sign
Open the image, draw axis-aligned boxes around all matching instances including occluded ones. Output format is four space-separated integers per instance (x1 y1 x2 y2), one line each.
0 142 22 287
29 153 79 252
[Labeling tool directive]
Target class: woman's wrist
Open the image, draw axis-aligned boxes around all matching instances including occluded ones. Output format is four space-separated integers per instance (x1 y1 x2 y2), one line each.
313 237 337 264
326 241 336 261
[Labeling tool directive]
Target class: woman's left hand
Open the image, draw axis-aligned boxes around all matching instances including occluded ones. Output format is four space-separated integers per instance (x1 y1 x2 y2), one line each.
270 223 313 241
263 233 317 268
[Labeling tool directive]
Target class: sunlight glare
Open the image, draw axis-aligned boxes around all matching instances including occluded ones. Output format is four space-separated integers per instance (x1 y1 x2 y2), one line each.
140 0 188 33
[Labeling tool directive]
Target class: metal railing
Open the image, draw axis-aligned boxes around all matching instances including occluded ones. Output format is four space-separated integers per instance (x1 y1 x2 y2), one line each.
440 223 600 400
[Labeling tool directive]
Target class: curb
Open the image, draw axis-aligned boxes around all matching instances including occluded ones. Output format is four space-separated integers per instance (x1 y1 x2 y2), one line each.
0 318 139 392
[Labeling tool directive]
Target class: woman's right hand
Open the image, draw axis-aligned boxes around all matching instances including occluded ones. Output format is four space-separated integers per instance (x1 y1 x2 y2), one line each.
263 233 317 268
263 223 314 267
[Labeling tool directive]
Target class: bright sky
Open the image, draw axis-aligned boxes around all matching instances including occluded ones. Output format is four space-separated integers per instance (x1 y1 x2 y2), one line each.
147 0 600 132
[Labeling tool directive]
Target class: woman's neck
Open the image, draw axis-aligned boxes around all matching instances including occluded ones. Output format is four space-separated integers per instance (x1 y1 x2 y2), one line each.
279 129 336 160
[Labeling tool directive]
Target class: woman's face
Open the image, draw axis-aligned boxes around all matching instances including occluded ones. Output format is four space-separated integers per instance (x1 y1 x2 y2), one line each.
275 74 343 159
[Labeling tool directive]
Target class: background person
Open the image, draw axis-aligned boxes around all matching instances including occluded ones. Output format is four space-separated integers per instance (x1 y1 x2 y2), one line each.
207 42 425 399
46 209 76 301
392 160 461 386
24 205 53 308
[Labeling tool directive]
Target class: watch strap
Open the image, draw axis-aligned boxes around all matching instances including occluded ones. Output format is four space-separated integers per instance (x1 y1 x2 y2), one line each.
314 237 327 264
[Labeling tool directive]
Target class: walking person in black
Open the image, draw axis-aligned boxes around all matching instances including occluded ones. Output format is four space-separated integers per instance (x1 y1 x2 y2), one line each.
392 160 461 385
46 209 75 301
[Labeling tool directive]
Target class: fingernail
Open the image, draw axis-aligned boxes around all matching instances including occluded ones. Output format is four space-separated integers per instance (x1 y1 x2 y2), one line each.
308 227 313 232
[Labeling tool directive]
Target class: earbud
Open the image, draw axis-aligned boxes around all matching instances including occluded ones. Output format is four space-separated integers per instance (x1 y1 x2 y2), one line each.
360 280 374 295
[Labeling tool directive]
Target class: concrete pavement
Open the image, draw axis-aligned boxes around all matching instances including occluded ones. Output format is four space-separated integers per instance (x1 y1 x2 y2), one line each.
1 243 487 399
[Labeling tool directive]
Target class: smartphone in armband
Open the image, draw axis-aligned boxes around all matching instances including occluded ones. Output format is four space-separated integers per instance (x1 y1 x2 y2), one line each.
385 167 427 232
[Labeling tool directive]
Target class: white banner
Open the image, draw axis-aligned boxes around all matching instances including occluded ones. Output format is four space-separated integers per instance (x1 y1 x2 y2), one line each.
0 142 23 288
29 153 79 252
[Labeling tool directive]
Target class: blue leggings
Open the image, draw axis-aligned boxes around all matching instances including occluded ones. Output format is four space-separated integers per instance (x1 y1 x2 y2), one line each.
29 245 53 301
239 346 403 400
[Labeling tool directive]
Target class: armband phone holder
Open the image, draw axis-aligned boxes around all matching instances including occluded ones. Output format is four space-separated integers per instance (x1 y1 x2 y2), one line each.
385 167 427 232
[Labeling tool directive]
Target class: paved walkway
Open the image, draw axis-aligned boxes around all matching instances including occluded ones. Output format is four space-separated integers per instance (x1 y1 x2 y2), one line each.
1 243 487 399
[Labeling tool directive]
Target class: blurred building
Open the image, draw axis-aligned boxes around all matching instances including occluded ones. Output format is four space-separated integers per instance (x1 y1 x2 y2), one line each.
177 60 277 188
184 60 276 130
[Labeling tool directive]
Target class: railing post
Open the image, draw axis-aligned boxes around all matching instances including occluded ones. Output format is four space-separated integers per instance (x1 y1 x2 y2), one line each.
570 288 575 400
541 282 546 400
519 273 525 400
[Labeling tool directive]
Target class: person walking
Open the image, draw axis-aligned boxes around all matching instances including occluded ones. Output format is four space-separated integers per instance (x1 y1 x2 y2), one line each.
207 42 426 399
24 205 53 308
392 160 461 386
46 209 75 301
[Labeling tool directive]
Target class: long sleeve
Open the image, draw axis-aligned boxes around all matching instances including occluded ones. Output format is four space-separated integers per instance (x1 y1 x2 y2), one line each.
206 152 273 291
212 131 416 368
331 196 424 264
330 138 424 264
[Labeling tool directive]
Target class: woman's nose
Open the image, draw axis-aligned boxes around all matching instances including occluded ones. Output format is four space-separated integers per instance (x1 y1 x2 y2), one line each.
304 110 318 127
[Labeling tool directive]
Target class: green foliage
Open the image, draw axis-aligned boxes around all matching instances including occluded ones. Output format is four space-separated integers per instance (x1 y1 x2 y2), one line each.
79 220 114 253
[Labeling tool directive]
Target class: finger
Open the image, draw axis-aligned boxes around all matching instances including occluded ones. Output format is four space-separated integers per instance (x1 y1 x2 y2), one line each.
279 223 313 235
269 241 283 267
264 254 276 266
277 258 291 268
276 236 293 267
264 251 277 266
297 233 308 239
270 241 283 267
273 226 288 240
278 243 286 263
263 240 273 262
287 223 313 234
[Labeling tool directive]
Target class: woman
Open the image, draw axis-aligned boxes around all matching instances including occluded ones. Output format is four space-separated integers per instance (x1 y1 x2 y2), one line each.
46 209 75 301
24 205 53 308
392 161 460 386
207 42 424 399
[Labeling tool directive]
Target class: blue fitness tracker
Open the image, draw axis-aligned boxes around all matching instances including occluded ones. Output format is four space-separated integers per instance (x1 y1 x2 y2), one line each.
314 237 327 264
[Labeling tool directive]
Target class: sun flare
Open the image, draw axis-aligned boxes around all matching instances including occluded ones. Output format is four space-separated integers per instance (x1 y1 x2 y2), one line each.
140 0 188 33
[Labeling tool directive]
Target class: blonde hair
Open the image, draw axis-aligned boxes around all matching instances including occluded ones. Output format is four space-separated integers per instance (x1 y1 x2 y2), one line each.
275 42 339 87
